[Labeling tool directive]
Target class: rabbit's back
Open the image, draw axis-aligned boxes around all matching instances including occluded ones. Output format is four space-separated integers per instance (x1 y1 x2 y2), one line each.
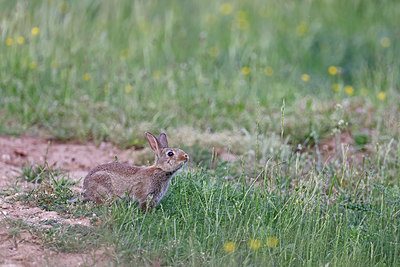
83 162 143 203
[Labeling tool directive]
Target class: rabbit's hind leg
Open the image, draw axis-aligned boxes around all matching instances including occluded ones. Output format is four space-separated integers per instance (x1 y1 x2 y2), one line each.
83 173 113 204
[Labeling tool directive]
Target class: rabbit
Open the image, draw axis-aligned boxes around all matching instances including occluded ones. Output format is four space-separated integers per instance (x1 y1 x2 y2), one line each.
82 132 189 212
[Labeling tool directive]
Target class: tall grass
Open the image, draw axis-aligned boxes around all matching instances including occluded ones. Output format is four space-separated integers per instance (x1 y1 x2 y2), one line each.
111 171 399 266
0 0 399 143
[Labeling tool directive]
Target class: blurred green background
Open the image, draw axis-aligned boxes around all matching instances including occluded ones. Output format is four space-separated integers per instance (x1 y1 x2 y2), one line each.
0 0 398 146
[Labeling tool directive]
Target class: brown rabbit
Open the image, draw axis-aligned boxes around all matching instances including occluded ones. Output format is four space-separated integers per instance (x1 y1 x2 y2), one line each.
82 132 189 212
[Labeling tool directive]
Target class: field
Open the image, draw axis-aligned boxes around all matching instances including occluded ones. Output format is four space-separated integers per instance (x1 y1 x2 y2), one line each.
0 0 399 266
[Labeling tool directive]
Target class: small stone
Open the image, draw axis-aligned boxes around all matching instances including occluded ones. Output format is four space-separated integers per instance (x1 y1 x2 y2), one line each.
1 154 11 161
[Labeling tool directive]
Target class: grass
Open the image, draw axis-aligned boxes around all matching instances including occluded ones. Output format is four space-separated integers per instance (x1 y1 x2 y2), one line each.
4 159 400 265
0 0 399 265
0 0 399 145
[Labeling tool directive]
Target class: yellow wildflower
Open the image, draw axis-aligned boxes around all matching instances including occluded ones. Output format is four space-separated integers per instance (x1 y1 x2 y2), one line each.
208 46 220 57
31 27 39 36
220 3 233 15
223 241 236 252
6 38 13 46
242 66 251 75
301 74 310 82
125 85 132 93
266 236 279 248
51 61 58 69
83 73 91 81
29 62 36 69
328 66 338 76
120 49 130 60
153 70 163 80
236 19 249 30
17 37 24 45
6 38 14 46
296 22 308 36
377 92 387 101
104 84 110 93
380 37 391 48
234 11 247 20
332 84 341 93
344 85 354 96
58 1 69 14
264 66 274 76
248 239 261 250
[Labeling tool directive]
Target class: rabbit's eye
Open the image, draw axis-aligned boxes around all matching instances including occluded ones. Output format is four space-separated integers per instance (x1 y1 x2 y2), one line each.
167 151 174 157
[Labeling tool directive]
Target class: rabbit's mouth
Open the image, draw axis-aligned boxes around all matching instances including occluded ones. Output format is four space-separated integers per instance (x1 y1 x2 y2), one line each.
164 160 185 171
178 162 186 168
164 162 185 175
176 161 188 171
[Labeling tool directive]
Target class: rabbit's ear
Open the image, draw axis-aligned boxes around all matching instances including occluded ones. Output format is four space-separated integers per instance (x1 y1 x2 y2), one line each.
145 132 162 157
158 133 168 148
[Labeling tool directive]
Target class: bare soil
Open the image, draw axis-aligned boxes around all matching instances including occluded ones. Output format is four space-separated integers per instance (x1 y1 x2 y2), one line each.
318 131 370 164
0 223 109 266
0 135 141 187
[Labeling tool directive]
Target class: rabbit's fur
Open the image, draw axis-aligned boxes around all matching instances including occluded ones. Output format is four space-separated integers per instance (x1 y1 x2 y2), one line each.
82 132 188 212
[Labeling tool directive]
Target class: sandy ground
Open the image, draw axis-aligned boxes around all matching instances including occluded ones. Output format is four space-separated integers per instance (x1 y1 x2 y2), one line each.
0 135 142 187
0 135 142 266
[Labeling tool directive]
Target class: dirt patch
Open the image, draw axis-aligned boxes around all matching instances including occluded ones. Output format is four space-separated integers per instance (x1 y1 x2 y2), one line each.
0 197 91 228
0 135 142 187
318 131 371 164
0 223 110 266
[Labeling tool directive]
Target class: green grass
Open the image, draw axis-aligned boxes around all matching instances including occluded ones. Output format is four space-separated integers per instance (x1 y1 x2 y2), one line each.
4 160 400 266
0 0 399 265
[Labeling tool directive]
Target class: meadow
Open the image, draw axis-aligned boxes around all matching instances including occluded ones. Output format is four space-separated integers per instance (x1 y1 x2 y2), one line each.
0 0 399 265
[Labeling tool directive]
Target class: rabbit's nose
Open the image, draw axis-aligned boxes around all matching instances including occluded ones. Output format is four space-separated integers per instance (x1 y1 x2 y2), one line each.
179 153 189 162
